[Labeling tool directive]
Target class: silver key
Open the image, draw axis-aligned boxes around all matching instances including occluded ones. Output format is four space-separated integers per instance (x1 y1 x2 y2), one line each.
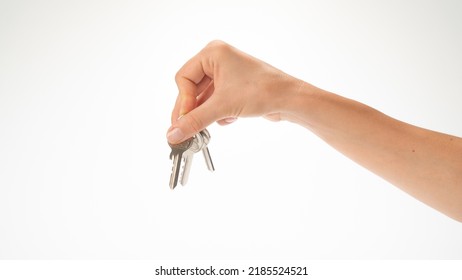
169 138 193 189
168 129 215 189
180 133 204 186
200 130 215 171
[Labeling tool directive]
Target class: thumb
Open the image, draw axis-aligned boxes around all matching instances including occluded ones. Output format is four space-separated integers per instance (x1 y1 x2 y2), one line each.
166 102 220 144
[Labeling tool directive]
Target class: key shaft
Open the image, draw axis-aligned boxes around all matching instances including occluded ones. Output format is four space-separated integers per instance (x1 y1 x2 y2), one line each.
200 130 215 171
169 151 183 189
169 138 193 189
202 146 215 171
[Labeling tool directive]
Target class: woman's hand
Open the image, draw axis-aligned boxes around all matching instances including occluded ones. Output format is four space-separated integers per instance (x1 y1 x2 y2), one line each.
167 40 301 144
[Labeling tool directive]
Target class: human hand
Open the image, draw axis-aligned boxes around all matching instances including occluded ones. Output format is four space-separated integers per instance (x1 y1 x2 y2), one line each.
166 40 302 144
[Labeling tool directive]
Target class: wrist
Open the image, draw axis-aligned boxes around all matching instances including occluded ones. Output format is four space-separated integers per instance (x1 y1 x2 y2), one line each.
275 76 321 124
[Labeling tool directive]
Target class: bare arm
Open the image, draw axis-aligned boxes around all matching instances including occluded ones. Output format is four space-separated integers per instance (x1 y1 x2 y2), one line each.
167 41 462 222
281 82 462 222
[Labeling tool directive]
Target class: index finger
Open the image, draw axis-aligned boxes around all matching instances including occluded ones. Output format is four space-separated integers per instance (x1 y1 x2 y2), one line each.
173 51 211 119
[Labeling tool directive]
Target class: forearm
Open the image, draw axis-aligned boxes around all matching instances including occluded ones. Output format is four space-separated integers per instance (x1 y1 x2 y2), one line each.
281 80 462 222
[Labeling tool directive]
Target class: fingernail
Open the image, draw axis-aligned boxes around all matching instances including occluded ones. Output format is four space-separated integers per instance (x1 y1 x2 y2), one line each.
167 127 185 143
224 117 237 123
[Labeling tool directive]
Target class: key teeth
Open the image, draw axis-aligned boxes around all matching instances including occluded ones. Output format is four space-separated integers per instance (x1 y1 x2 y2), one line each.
178 155 189 187
179 159 185 186
169 164 178 189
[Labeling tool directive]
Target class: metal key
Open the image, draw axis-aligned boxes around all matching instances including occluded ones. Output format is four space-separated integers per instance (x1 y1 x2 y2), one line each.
200 130 215 171
168 129 215 189
180 133 204 186
169 138 193 189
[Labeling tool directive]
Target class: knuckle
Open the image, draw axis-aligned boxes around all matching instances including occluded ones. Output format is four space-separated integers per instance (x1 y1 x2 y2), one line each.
206 39 226 48
174 70 183 83
205 40 231 56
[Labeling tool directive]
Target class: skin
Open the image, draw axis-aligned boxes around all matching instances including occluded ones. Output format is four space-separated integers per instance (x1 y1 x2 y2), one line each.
167 40 462 222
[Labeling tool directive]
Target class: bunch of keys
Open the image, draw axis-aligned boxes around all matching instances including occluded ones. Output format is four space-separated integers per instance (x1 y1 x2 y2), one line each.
168 129 215 189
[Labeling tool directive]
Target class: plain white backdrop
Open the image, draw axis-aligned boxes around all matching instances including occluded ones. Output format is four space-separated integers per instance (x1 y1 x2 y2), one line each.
0 0 461 259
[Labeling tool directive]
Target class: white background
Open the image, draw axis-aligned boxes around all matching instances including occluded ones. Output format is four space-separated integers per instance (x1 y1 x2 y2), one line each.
1 0 461 259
